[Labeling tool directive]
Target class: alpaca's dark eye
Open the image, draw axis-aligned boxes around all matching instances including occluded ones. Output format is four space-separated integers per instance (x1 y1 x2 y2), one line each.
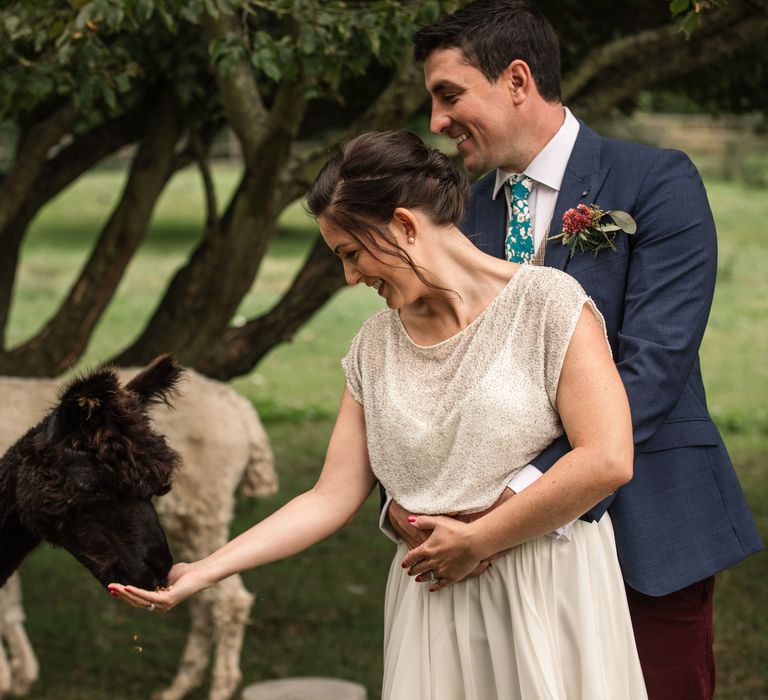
75 480 99 495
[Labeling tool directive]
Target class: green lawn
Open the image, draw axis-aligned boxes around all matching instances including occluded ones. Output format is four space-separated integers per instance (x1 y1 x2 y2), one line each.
7 163 767 699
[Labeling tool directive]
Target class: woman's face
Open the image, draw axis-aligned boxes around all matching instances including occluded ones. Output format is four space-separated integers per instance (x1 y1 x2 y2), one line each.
319 215 420 310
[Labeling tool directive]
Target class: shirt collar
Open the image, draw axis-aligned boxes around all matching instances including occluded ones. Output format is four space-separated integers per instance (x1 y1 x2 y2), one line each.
492 107 580 200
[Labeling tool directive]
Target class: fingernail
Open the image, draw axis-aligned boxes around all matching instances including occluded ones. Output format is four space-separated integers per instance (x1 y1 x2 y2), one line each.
407 516 417 523
401 561 407 569
110 591 118 597
429 587 437 592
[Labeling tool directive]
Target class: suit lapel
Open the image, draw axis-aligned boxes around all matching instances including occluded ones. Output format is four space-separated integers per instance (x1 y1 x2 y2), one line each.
468 173 507 259
545 122 611 272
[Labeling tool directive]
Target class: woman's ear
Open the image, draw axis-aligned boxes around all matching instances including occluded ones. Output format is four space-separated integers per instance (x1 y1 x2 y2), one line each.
393 207 418 245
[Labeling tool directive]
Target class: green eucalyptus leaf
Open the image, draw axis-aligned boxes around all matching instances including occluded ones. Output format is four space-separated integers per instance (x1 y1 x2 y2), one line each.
606 210 637 234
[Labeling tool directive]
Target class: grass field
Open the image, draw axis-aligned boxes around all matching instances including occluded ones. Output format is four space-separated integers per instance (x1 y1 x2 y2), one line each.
6 161 767 699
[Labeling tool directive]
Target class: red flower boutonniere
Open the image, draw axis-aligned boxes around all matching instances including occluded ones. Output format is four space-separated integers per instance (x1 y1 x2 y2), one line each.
548 203 636 258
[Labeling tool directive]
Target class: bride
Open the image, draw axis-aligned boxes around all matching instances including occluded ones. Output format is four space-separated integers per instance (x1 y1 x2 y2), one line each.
110 130 647 699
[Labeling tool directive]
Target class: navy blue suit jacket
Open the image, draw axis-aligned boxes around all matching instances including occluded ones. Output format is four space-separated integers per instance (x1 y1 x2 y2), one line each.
463 121 763 596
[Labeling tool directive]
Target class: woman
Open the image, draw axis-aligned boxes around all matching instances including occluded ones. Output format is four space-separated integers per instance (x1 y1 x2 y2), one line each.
110 131 647 699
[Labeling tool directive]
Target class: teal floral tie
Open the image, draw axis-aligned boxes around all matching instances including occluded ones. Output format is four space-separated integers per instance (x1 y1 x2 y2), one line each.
505 175 535 264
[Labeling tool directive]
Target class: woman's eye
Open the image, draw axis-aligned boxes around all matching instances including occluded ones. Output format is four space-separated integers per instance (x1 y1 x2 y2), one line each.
346 250 359 261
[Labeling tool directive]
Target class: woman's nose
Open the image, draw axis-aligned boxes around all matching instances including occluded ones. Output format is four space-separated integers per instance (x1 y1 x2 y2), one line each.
343 263 361 286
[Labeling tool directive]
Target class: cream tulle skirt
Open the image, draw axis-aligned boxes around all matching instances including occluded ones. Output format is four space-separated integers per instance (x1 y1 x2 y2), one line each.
382 516 647 700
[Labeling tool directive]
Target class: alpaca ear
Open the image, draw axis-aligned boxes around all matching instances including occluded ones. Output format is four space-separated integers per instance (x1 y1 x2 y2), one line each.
125 355 184 407
48 368 121 440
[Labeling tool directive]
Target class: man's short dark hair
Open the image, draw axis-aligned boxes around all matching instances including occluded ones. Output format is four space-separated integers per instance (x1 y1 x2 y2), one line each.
413 0 561 103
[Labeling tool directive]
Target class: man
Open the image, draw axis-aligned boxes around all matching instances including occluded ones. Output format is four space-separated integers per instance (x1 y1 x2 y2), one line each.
384 1 763 698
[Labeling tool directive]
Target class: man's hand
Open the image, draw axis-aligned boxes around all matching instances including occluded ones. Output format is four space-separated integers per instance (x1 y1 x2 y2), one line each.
388 499 431 549
390 488 514 582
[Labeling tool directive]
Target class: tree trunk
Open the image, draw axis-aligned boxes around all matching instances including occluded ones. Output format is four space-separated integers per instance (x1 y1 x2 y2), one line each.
0 92 182 376
0 106 147 347
195 235 346 379
0 104 77 235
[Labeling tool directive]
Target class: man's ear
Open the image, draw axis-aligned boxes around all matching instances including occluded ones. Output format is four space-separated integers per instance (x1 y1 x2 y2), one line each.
504 59 533 104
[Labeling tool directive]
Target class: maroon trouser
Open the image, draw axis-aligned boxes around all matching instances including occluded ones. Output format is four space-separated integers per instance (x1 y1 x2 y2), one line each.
625 576 716 700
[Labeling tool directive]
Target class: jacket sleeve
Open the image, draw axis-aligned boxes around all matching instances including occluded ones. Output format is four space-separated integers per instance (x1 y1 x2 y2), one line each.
533 149 718 521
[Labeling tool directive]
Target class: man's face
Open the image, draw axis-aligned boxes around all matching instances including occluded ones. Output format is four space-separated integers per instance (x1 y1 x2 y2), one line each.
424 47 518 174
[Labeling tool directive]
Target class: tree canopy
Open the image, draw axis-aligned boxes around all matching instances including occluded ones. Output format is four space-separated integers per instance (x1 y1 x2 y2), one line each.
0 0 766 378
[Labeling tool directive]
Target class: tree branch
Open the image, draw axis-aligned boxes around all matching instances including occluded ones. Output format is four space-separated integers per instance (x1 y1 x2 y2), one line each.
0 103 77 234
0 103 148 348
199 9 269 167
195 234 347 380
0 92 182 376
278 47 428 208
565 0 768 119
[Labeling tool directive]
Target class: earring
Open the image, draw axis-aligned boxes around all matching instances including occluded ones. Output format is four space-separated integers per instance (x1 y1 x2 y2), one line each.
407 236 415 244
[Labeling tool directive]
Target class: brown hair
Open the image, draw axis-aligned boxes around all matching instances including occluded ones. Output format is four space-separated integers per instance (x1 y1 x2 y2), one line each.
306 130 469 290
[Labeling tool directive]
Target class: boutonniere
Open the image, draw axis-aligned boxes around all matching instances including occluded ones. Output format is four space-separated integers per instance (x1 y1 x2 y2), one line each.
548 203 636 258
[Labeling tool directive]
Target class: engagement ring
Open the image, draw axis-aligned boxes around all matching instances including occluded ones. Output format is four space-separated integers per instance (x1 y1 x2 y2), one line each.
429 571 439 585
146 603 156 612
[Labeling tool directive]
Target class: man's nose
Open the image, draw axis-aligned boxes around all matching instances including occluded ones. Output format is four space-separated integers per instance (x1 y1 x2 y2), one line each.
430 102 450 135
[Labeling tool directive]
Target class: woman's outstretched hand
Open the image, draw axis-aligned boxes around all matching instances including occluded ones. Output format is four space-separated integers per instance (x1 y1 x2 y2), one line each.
107 561 214 613
400 516 486 591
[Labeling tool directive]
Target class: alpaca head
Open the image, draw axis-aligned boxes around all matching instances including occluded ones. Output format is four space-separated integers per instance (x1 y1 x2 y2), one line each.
0 356 184 590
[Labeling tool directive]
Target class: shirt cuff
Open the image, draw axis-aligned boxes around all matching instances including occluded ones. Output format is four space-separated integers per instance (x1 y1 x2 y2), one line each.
378 493 401 544
507 464 574 542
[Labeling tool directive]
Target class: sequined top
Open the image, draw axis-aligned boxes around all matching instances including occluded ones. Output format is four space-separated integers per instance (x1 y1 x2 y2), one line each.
342 265 605 515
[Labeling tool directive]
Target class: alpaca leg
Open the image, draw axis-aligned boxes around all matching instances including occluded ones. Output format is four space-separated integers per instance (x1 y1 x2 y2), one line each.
153 594 215 700
0 634 11 696
207 575 254 700
0 575 38 696
5 621 38 697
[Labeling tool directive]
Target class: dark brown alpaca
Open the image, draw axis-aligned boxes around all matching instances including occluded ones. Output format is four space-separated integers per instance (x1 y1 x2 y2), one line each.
0 355 183 591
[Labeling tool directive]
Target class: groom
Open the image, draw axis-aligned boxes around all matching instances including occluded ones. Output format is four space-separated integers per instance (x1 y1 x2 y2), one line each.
385 1 763 698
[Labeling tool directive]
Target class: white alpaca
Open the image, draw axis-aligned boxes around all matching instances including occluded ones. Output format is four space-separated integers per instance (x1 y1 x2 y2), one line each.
0 369 278 700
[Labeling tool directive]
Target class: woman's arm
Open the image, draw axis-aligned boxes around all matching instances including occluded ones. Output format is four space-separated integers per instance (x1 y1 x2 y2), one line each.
109 389 376 611
402 305 633 588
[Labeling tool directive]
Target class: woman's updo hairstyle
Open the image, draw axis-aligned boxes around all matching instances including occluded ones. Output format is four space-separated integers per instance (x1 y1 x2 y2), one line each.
307 131 470 284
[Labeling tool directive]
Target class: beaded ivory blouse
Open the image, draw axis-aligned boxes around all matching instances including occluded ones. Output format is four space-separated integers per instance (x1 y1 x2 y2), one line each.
342 265 606 515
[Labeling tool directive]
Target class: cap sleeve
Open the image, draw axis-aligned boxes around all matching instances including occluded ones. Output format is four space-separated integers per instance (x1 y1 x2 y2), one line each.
341 329 365 405
541 271 610 407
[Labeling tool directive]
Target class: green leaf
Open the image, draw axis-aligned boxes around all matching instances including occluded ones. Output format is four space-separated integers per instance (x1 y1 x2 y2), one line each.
605 210 637 234
670 0 691 16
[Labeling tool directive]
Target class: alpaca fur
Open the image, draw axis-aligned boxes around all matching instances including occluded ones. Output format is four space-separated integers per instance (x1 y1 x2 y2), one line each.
0 368 278 700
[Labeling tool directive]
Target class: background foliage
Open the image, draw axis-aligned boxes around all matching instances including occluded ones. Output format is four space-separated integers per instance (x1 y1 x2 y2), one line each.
0 0 766 379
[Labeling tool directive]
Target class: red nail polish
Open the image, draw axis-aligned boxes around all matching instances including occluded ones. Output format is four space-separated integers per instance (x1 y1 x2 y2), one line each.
407 516 417 523
110 591 118 597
